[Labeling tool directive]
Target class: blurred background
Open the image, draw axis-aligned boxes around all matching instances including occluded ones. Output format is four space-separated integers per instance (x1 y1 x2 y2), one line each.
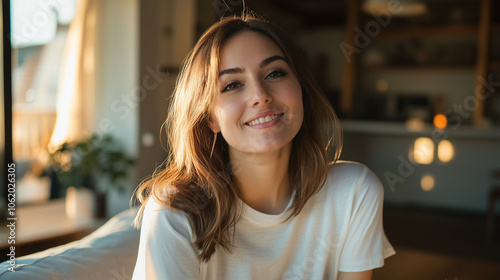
1 0 500 278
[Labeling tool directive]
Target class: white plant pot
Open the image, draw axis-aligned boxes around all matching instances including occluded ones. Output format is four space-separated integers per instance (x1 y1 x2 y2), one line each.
65 186 95 221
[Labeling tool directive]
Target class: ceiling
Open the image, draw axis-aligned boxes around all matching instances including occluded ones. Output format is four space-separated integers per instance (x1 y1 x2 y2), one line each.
269 0 347 27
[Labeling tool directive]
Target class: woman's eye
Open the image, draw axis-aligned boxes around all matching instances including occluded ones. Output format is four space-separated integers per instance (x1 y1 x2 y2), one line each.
221 82 241 93
266 69 288 79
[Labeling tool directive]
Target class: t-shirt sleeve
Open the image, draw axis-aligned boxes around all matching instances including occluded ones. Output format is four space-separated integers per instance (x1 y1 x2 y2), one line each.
132 198 200 279
338 165 396 272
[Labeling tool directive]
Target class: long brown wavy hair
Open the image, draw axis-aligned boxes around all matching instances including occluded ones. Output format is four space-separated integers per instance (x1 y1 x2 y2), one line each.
133 13 343 263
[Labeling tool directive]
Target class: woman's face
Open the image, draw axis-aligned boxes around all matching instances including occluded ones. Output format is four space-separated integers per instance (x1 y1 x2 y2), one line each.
209 31 304 155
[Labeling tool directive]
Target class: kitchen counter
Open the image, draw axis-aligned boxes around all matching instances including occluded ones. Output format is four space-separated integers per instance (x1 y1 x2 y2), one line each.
339 119 500 213
341 119 500 140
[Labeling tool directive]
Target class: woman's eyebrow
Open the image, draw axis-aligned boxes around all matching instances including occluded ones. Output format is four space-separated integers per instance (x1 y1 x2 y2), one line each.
259 55 287 68
219 55 288 78
219 67 244 77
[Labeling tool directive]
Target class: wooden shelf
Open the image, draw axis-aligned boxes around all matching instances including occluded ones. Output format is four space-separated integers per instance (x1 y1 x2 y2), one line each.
341 0 494 127
362 65 475 73
341 120 500 139
489 61 500 71
377 24 478 38
374 23 500 39
0 199 105 256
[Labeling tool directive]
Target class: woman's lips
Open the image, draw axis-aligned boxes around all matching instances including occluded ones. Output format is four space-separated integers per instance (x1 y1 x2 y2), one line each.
245 113 284 128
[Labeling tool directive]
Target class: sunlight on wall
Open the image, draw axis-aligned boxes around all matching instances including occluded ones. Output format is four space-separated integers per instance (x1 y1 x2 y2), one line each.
11 0 77 47
405 118 426 131
49 0 96 152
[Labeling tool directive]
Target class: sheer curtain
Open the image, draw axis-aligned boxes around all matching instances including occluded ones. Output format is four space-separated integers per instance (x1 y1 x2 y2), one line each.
49 0 97 152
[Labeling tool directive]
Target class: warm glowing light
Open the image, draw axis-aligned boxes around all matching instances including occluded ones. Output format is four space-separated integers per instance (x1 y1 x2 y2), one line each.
48 3 84 153
66 186 95 221
405 118 425 131
376 79 389 93
11 0 77 48
433 114 447 129
438 140 454 163
421 174 435 191
413 137 434 164
362 0 428 17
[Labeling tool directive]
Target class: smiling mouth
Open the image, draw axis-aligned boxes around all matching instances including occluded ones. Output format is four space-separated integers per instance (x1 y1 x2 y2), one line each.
245 113 284 127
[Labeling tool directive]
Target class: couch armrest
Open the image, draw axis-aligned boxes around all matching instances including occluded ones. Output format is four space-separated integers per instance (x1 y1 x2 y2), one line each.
0 208 140 280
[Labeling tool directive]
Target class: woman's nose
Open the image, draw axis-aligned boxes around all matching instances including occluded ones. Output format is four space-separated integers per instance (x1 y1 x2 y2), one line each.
249 80 273 107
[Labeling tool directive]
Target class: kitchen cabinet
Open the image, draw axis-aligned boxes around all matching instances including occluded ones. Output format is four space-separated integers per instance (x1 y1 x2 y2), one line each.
341 0 499 127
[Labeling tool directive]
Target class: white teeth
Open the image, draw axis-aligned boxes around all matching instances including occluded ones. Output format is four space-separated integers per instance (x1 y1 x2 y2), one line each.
248 114 281 126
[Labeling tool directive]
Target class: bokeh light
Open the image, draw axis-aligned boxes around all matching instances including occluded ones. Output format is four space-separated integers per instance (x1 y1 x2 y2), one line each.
413 137 434 164
433 114 447 130
438 140 454 163
421 174 435 191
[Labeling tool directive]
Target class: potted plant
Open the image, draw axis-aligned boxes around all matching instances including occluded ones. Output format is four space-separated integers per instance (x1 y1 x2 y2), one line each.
50 133 135 218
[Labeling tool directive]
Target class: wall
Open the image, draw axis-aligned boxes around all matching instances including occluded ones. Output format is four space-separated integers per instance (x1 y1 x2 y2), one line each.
297 26 500 213
93 0 139 216
137 0 197 185
295 27 346 90
295 27 479 113
340 123 500 213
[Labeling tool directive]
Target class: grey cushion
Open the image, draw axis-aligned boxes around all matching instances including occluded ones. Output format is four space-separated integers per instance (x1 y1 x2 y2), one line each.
0 208 140 280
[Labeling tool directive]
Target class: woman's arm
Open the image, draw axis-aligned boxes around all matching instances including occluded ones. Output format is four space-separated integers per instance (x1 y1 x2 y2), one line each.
338 270 373 280
132 199 200 279
337 165 395 274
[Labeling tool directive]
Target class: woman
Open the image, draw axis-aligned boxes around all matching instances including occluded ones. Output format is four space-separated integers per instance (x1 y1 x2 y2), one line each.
132 13 395 280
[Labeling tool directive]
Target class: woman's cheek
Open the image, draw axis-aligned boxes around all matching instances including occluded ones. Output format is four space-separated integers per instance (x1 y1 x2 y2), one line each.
218 99 246 130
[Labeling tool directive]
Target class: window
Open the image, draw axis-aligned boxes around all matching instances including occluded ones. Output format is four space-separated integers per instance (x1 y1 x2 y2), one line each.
11 0 77 204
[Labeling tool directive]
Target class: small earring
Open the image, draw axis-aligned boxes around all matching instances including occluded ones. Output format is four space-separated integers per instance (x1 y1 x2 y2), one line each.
210 132 217 159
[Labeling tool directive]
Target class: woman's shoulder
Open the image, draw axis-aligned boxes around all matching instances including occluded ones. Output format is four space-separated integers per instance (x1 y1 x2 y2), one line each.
326 160 370 185
323 160 384 199
328 160 368 175
141 197 195 242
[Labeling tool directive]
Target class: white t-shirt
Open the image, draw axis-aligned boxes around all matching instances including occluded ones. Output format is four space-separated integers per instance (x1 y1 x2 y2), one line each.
132 161 395 280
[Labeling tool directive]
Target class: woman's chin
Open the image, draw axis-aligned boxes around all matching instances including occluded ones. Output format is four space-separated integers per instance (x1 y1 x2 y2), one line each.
230 139 293 156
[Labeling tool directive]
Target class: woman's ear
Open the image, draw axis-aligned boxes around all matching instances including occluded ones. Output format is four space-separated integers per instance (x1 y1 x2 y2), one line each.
207 119 220 133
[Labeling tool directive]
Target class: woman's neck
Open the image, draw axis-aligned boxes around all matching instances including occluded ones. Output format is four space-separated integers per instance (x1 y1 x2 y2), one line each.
229 143 293 215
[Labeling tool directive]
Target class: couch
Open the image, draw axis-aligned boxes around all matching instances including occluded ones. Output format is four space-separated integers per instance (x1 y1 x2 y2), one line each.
0 208 140 279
